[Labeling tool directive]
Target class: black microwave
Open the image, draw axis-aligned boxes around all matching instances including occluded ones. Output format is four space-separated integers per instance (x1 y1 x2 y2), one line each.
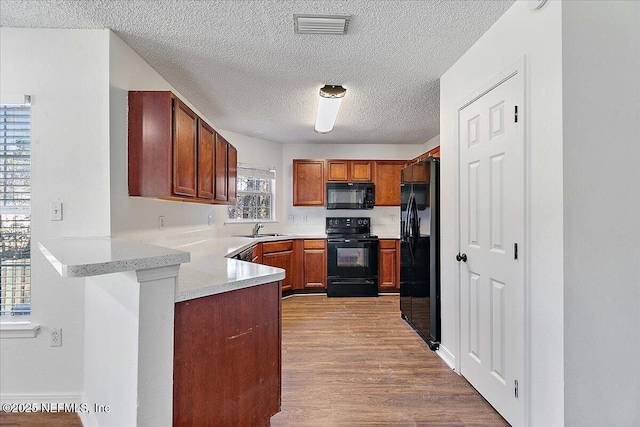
326 182 375 210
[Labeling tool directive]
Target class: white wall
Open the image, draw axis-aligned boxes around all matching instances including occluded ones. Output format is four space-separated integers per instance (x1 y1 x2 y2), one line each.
439 1 564 425
109 33 288 239
109 32 217 235
281 143 424 236
0 28 111 398
561 2 640 425
422 134 440 154
215 129 284 235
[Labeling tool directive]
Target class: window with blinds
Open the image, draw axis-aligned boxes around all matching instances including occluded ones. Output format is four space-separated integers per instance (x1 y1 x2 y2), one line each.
1 101 31 317
227 164 276 221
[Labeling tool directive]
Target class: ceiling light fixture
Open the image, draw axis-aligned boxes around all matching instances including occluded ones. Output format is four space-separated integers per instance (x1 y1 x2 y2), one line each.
314 85 346 134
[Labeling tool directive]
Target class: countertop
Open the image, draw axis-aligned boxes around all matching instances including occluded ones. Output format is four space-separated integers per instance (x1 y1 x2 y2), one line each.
38 237 191 278
39 233 400 303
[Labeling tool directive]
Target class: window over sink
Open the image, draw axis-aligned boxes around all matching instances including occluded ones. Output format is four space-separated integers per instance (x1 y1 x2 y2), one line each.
227 164 276 222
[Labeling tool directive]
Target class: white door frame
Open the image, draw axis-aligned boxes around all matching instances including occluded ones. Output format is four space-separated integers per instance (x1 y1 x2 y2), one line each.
452 56 531 425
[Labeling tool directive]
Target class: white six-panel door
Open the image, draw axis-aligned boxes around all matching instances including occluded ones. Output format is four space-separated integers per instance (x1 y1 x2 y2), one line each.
458 72 525 426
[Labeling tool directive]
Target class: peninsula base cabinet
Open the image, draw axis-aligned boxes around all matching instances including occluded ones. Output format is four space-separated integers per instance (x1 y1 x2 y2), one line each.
173 281 281 427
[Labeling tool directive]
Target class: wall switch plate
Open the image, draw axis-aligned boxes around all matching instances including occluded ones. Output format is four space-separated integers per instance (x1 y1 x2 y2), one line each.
51 328 62 347
288 215 294 223
159 216 165 230
50 201 63 221
208 215 212 225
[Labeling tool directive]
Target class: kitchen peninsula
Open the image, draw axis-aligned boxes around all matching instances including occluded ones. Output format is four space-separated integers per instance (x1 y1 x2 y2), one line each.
38 236 285 427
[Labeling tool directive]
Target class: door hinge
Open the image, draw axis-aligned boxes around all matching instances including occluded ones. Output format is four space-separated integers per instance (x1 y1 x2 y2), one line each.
514 105 519 123
514 379 519 398
514 243 518 260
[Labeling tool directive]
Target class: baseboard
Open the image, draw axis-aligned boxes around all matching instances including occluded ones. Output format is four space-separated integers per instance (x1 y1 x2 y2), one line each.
0 392 97 427
0 392 83 405
436 344 456 371
78 392 99 427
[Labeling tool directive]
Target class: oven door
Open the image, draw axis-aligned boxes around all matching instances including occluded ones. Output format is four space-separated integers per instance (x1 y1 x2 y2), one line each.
327 239 378 278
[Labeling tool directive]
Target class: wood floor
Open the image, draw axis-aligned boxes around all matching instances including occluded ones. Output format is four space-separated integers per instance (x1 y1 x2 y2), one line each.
0 295 507 426
271 295 508 427
0 411 82 427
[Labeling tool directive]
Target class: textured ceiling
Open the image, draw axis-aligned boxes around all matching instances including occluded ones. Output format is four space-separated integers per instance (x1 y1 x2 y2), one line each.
0 0 513 144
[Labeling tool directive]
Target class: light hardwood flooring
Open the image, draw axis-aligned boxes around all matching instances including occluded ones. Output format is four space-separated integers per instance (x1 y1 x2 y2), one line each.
271 295 508 427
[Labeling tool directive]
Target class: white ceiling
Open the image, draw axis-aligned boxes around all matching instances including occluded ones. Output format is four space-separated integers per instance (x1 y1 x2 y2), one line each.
0 0 513 145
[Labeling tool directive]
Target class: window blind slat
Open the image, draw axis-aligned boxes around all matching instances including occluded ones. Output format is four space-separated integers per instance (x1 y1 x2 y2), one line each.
1 101 32 317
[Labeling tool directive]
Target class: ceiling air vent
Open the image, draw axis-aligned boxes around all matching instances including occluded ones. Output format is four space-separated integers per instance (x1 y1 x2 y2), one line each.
293 14 351 35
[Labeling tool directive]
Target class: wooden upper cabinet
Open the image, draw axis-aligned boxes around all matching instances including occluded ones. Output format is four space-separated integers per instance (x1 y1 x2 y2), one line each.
373 161 405 206
128 91 238 204
214 133 229 202
326 160 348 181
128 91 174 198
326 160 372 181
293 159 325 206
197 120 215 199
227 143 237 204
350 160 372 181
409 145 441 164
173 99 198 197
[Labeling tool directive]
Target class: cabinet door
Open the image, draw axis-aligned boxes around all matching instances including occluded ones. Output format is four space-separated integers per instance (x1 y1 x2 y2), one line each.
379 240 399 291
293 160 325 206
349 160 372 181
373 161 406 206
262 250 294 292
227 144 237 204
326 160 348 181
173 99 198 197
303 240 327 289
197 120 215 199
214 133 229 201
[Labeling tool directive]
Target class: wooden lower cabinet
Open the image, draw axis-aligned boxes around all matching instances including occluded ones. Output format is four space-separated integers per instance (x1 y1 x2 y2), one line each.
301 239 327 290
173 281 281 426
379 239 400 291
262 241 295 292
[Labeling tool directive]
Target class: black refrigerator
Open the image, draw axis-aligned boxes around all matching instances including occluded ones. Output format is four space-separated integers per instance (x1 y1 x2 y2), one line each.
400 157 440 351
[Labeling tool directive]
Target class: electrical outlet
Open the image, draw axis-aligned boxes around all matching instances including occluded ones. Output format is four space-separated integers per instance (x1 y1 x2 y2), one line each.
302 215 307 223
50 201 63 221
391 215 396 223
288 215 294 223
159 216 165 230
51 328 62 347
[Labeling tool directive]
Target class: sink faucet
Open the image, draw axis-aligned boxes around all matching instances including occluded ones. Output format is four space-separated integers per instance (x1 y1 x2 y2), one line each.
252 223 264 236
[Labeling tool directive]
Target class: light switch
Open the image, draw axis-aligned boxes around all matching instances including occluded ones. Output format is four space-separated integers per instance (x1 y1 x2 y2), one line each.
50 201 62 221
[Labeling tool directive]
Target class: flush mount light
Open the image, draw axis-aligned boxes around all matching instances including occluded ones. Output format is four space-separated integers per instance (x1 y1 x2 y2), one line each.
314 85 346 134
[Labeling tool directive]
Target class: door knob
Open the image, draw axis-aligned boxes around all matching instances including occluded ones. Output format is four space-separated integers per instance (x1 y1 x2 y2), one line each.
456 253 467 262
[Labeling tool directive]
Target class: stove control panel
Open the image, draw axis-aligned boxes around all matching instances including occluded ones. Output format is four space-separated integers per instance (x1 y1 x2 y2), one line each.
326 217 372 235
